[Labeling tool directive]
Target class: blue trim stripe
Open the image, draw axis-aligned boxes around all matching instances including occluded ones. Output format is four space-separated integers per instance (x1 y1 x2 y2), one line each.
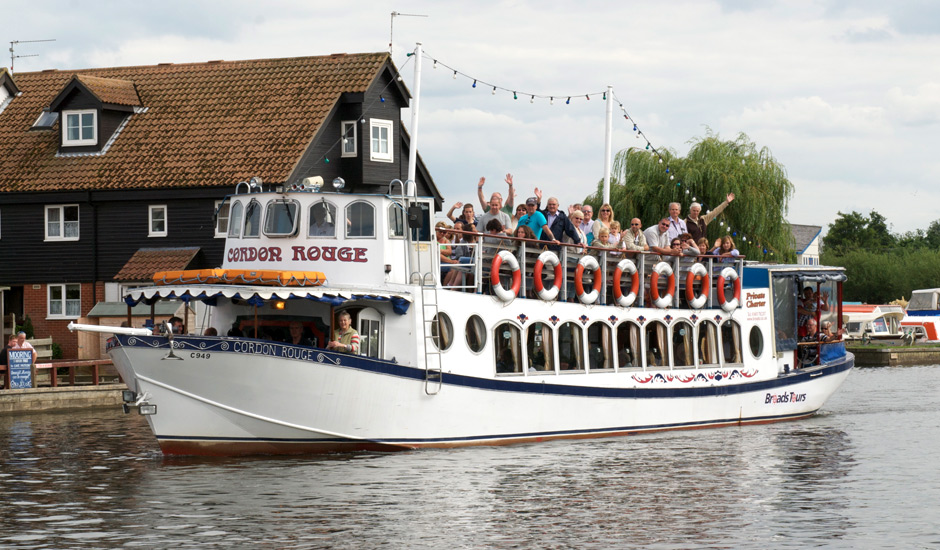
904 310 940 317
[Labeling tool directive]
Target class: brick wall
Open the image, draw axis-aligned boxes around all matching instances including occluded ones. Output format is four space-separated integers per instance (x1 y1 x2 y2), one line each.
23 282 97 359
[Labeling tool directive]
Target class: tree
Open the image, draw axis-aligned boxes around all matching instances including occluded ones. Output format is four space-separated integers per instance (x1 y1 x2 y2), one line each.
822 210 896 254
583 130 795 261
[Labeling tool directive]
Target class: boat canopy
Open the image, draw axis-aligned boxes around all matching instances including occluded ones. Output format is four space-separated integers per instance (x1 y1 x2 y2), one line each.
124 284 412 315
742 264 847 289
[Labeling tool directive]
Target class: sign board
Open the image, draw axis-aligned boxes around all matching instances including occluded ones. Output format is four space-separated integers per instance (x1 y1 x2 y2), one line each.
8 349 33 389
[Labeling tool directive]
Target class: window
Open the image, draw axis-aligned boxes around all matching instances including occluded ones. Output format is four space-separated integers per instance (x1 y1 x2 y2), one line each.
389 202 405 238
588 322 613 371
749 325 764 358
494 322 522 375
698 321 720 367
263 199 299 237
308 201 336 238
721 320 743 364
148 205 167 237
48 283 81 318
228 201 243 238
45 205 79 241
466 315 486 353
645 321 668 368
370 119 393 162
243 200 261 238
346 201 375 238
672 320 694 368
431 312 454 351
616 322 641 369
341 120 357 157
62 109 97 146
527 322 554 373
558 322 583 371
215 200 230 238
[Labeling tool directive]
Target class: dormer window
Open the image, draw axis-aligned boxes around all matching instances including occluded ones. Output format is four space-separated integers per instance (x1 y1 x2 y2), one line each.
62 109 97 146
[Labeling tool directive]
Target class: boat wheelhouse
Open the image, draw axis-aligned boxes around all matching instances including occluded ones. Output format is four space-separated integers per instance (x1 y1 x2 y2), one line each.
901 289 940 342
842 304 905 342
69 180 854 456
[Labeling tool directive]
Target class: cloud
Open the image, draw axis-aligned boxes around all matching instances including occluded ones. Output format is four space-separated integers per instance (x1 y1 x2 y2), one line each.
886 84 940 126
721 96 885 136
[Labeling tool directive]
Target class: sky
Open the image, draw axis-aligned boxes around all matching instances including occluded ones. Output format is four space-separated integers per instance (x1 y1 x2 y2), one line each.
5 0 940 234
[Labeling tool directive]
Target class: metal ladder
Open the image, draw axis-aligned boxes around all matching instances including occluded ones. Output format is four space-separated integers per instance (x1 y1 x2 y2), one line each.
419 272 443 395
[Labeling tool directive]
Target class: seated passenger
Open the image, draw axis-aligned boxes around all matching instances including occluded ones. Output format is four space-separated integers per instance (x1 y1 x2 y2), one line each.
309 204 335 236
327 312 359 354
288 320 316 347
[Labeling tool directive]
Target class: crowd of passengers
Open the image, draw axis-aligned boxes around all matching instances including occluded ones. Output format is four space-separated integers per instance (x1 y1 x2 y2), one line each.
435 174 741 288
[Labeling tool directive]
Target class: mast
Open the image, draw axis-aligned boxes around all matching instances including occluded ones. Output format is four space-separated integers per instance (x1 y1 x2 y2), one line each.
603 85 613 205
407 42 423 192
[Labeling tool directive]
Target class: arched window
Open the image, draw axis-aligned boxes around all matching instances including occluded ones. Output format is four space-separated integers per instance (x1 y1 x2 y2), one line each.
243 200 262 238
388 202 405 238
308 201 336 238
527 322 554 373
721 320 743 364
558 322 583 371
587 322 613 371
645 320 667 368
346 201 375 238
263 199 299 236
227 201 243 238
672 320 694 368
616 321 641 370
494 322 522 375
697 321 720 367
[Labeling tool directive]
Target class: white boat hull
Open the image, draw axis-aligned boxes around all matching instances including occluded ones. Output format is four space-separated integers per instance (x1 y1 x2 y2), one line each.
109 334 853 456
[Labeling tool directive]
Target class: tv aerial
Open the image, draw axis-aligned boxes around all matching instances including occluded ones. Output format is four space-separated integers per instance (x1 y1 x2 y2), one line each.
9 38 56 72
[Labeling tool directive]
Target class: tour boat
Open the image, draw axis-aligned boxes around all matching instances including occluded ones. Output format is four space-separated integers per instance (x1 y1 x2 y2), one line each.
842 303 905 342
900 288 940 342
70 180 854 456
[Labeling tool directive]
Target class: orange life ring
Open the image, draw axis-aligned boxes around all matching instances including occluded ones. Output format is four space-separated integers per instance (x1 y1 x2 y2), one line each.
533 251 562 301
650 261 676 309
717 267 741 312
491 250 522 302
685 263 710 309
612 259 640 307
575 255 603 304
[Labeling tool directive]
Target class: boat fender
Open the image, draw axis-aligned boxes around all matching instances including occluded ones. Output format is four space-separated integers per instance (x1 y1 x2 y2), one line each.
717 267 741 312
685 262 710 309
612 259 640 307
491 250 522 302
650 261 676 309
575 255 603 305
534 251 563 301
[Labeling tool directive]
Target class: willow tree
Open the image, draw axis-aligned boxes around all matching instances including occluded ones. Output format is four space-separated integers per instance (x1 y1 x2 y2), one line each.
584 131 796 262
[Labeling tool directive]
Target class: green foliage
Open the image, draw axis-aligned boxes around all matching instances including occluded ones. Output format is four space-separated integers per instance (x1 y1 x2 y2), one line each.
823 210 896 254
821 248 940 303
51 342 63 360
15 314 35 339
584 130 795 261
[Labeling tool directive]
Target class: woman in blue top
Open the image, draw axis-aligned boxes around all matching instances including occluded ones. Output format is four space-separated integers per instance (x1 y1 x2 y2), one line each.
711 235 740 263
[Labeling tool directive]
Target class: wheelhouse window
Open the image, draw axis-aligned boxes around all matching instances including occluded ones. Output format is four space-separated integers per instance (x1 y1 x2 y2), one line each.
588 322 613 371
495 322 522 375
617 321 641 369
698 321 720 367
672 320 694 368
215 200 230 238
341 120 357 157
346 201 375 238
243 200 261 238
721 320 743 364
308 201 336 238
62 109 97 146
263 199 299 237
45 205 79 241
645 321 668 368
148 205 167 237
389 202 405 238
48 283 81 319
558 322 583 371
527 322 554 374
228 201 244 238
369 119 393 162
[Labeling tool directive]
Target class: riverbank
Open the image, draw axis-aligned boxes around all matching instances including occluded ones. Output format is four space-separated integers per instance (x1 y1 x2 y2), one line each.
847 343 940 367
0 384 126 414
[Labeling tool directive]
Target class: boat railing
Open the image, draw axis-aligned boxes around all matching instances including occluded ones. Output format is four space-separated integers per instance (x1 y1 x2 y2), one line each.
442 229 744 308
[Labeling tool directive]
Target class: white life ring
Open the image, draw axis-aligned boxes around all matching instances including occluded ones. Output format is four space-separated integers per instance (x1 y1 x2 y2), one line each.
685 262 710 309
612 259 639 307
650 261 676 309
491 250 522 302
575 255 603 304
533 251 562 301
717 266 741 312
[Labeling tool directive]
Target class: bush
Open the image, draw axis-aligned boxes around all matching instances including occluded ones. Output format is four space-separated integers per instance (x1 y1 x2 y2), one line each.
822 249 940 303
15 314 35 339
51 342 63 360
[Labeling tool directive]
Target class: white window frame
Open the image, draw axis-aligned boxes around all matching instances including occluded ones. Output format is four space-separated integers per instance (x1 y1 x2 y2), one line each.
214 200 230 238
47 283 82 319
148 204 167 237
369 119 393 162
62 109 97 146
341 120 357 157
45 204 80 241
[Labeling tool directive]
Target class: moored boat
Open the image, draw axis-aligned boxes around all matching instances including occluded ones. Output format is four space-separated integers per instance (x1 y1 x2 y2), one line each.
842 303 905 342
70 180 854 456
901 289 940 342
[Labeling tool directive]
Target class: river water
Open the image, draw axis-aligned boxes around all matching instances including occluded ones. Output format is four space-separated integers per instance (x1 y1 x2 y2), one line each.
1 365 938 549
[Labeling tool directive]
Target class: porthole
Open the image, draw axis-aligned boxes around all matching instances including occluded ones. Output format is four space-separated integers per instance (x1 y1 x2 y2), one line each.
431 312 454 351
749 326 764 358
466 315 486 353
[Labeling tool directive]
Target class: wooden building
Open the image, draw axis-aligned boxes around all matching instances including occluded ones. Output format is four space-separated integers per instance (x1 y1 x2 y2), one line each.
0 54 440 358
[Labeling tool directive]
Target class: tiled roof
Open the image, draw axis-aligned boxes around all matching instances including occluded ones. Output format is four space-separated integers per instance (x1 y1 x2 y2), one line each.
0 52 390 193
790 224 822 254
74 74 141 107
114 247 200 281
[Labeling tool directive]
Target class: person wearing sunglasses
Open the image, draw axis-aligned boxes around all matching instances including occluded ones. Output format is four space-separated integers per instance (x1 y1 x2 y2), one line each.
644 217 675 258
623 218 649 252
592 203 616 243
